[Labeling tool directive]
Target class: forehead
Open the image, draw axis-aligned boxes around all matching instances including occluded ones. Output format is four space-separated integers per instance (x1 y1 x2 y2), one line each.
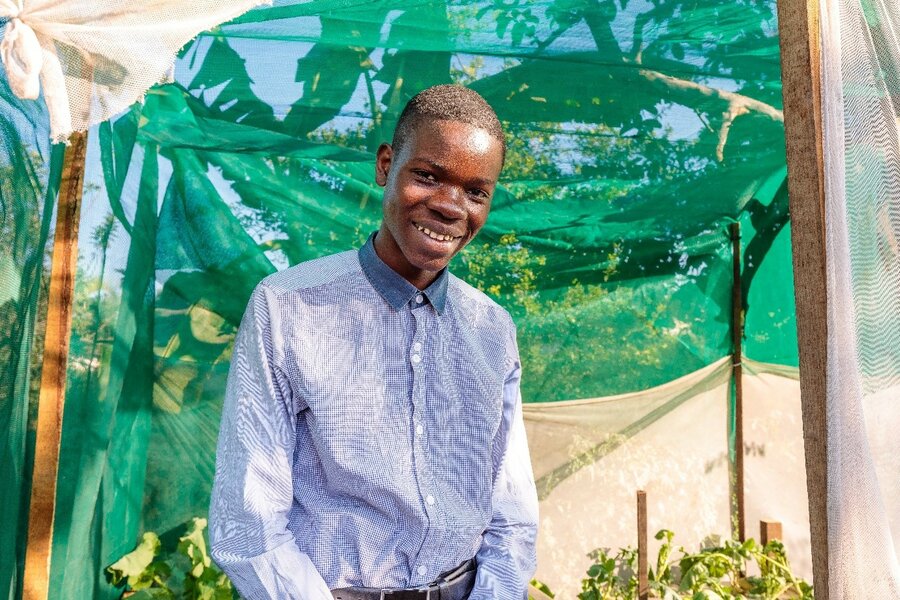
399 119 504 180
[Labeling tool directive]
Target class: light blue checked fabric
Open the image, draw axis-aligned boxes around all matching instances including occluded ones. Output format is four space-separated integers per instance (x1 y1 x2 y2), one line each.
209 234 539 599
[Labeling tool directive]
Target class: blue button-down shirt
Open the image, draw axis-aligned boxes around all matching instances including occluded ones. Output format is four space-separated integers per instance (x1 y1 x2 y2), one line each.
209 234 539 599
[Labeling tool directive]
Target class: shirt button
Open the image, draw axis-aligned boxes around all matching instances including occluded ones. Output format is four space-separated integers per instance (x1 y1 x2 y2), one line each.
415 294 424 304
417 565 427 576
426 495 435 505
413 342 422 351
416 424 424 435
411 354 422 364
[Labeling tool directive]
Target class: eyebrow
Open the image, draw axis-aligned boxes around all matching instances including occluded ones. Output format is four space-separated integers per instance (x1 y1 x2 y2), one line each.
413 159 495 187
414 159 449 175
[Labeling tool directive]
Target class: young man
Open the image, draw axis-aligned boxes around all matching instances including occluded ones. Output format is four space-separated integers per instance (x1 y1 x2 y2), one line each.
209 85 538 600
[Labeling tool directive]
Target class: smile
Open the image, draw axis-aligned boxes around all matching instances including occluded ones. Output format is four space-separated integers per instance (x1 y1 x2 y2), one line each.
414 223 460 242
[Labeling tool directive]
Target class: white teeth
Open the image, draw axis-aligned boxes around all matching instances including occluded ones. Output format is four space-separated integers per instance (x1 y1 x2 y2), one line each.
415 224 454 242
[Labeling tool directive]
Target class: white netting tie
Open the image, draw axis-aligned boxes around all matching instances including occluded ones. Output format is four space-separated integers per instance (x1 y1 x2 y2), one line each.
0 0 270 143
1 2 45 100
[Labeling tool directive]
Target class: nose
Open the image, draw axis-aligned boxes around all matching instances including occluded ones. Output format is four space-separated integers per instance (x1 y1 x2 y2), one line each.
428 185 467 222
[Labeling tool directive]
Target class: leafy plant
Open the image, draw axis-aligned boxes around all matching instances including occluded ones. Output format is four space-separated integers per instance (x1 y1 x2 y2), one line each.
535 530 813 600
530 578 556 598
107 518 234 600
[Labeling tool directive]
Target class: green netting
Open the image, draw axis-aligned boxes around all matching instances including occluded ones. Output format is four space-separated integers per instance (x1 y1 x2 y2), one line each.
2 0 800 597
0 78 63 600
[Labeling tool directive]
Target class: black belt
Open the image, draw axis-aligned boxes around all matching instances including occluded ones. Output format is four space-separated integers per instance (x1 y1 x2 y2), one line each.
331 559 476 600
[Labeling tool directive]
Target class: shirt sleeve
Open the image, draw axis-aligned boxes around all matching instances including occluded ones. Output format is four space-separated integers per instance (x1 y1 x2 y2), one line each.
208 284 333 600
469 321 540 600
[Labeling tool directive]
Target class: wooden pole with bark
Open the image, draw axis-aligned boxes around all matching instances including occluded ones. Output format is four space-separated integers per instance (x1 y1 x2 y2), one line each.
731 222 745 542
776 0 829 596
22 130 88 600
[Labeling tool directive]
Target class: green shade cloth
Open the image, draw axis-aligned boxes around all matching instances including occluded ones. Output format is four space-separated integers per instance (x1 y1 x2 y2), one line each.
0 76 64 600
0 0 797 597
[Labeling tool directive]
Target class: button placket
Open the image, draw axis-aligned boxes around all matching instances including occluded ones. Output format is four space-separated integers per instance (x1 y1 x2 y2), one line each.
410 309 429 458
411 332 425 440
410 303 424 367
408 307 440 583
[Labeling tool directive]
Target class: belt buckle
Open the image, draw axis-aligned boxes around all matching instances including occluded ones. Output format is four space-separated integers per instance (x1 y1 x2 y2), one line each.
378 589 432 600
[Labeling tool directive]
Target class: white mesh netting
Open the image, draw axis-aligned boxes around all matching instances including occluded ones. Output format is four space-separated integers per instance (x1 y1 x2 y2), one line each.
525 358 812 595
0 0 269 142
742 361 812 580
821 0 900 596
525 359 733 595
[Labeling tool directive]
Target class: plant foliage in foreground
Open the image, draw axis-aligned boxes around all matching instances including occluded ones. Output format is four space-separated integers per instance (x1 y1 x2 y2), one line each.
109 521 812 600
532 530 813 600
106 518 234 599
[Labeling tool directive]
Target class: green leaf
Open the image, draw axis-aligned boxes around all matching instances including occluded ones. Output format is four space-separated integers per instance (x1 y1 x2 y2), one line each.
660 588 681 600
530 578 555 598
497 13 512 37
476 5 493 19
603 557 616 572
106 532 161 587
178 518 212 573
511 20 527 46
129 589 176 600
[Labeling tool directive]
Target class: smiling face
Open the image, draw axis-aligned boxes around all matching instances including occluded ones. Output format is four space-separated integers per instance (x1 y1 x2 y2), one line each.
374 118 504 289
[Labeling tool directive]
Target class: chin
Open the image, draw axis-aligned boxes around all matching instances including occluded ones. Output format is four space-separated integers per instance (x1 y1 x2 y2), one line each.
408 251 454 273
402 236 465 271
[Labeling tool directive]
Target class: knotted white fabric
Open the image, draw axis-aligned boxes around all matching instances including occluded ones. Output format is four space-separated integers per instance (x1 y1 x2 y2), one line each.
0 0 270 142
1 9 41 100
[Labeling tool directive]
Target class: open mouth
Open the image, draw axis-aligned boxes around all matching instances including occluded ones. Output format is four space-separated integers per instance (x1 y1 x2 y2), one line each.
414 222 461 243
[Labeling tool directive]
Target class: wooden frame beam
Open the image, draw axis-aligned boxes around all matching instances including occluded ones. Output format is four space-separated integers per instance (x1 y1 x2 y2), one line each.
776 0 828 596
637 490 648 600
23 130 88 600
760 520 784 546
730 222 745 542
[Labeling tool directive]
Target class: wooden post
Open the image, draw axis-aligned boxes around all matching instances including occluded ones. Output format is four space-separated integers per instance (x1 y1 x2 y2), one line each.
23 130 88 600
760 520 783 546
637 490 648 600
730 222 745 542
777 0 828 596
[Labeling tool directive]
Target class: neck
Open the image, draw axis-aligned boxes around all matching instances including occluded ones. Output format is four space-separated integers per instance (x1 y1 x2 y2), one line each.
373 228 440 290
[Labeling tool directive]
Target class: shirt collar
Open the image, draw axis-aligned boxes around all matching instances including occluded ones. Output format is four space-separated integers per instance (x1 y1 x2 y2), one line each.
358 232 448 314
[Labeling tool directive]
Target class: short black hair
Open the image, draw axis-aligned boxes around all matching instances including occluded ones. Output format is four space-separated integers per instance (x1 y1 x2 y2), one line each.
392 84 506 162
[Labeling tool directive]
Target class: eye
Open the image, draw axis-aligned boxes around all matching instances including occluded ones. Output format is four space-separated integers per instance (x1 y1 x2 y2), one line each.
467 188 489 203
412 169 437 183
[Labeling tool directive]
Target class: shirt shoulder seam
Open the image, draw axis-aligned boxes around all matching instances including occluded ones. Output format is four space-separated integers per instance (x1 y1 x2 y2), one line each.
257 251 363 298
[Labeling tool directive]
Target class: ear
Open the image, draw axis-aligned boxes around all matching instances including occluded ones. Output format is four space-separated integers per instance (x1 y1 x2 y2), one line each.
375 143 393 187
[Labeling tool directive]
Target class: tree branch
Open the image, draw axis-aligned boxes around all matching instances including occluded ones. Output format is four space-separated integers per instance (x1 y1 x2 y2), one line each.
630 9 655 64
580 0 783 162
636 66 784 160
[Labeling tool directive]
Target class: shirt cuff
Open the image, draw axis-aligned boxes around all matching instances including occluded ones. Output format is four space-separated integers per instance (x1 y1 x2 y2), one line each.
215 539 333 600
